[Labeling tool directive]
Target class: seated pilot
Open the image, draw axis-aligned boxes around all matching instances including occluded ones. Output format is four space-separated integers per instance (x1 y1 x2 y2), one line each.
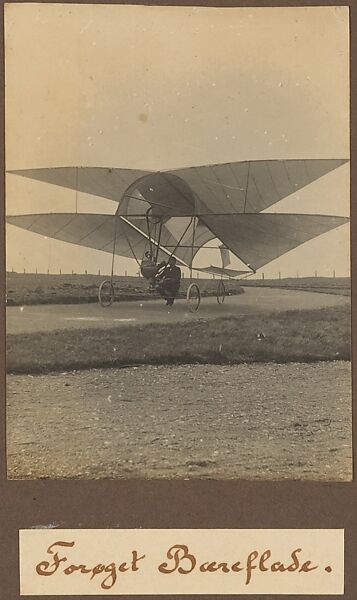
140 251 157 288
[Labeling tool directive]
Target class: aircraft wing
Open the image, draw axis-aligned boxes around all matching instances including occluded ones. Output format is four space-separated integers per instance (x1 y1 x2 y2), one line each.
166 159 349 214
8 159 348 215
201 213 349 272
7 159 349 271
8 167 154 204
7 211 349 273
6 213 174 264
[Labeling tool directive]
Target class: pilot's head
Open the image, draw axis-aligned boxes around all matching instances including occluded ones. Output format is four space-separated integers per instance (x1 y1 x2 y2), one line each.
145 251 152 259
168 256 176 266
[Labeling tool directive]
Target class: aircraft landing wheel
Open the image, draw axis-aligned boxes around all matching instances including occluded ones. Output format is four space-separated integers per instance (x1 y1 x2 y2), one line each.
187 283 201 312
217 280 226 304
98 280 115 307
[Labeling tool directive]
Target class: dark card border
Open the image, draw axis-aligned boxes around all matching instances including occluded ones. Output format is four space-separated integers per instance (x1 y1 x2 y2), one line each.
1 1 355 599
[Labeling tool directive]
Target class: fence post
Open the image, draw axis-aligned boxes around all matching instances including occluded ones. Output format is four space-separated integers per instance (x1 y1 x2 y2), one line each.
278 271 281 280
333 270 336 278
315 270 317 278
262 272 264 280
85 269 87 275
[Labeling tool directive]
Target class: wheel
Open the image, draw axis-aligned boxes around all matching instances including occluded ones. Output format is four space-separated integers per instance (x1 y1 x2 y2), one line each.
187 283 201 312
217 279 226 304
98 280 115 307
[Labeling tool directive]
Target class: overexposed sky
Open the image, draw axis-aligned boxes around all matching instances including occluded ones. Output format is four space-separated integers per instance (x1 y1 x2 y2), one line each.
5 4 350 277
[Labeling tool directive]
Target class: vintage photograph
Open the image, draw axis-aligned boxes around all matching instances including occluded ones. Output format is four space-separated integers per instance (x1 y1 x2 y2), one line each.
5 4 351 480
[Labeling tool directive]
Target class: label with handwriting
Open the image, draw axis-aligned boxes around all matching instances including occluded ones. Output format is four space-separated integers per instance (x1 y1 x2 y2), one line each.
19 529 344 595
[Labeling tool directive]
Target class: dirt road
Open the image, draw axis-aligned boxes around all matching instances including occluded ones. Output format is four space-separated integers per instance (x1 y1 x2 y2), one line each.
7 362 352 480
7 287 349 334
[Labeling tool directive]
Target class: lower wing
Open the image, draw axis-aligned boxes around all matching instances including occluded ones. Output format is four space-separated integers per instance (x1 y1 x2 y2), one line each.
7 212 349 272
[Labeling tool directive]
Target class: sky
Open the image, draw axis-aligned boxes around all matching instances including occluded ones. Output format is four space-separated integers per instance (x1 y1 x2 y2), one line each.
5 4 350 277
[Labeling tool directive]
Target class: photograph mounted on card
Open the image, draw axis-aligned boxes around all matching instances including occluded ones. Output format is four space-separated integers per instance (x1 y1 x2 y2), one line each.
5 4 351 481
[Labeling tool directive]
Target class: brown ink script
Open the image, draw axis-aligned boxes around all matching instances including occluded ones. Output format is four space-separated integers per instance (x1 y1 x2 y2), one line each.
35 541 146 590
34 540 328 590
158 544 321 585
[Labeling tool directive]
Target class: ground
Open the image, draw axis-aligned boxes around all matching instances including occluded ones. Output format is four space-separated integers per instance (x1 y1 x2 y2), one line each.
6 272 244 306
6 279 352 481
7 362 352 480
7 286 348 335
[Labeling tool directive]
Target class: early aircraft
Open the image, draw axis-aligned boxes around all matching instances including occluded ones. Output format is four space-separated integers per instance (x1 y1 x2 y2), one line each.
7 158 349 311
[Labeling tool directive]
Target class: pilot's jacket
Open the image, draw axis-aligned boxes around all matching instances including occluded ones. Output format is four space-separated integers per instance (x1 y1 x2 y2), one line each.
162 265 181 293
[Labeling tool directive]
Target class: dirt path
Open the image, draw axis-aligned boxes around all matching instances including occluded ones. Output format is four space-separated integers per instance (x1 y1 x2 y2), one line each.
7 287 349 334
7 362 352 480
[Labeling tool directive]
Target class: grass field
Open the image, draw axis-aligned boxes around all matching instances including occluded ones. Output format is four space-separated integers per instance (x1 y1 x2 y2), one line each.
7 304 350 374
243 276 350 296
6 272 244 306
6 273 350 306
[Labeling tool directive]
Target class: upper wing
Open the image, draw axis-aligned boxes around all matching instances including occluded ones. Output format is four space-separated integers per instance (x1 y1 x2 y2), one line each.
201 213 349 271
7 167 154 204
166 159 348 214
8 159 348 215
